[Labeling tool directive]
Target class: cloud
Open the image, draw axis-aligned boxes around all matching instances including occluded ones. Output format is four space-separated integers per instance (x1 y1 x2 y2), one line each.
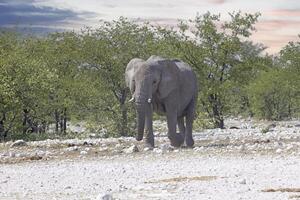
252 18 300 54
0 0 96 29
210 0 226 4
266 9 300 17
256 19 300 31
252 33 299 54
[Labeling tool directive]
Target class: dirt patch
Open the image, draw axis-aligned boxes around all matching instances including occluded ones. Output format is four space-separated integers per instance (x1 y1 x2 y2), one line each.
145 176 218 183
289 195 300 199
262 188 300 193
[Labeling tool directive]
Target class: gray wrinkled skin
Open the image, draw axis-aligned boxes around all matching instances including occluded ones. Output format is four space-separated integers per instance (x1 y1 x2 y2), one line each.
125 55 198 147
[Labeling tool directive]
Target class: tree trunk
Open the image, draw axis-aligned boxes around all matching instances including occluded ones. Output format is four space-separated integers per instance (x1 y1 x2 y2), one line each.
40 120 47 134
63 108 67 134
23 109 29 134
59 108 67 134
55 110 59 133
209 94 225 129
120 102 128 136
0 113 5 141
119 89 128 136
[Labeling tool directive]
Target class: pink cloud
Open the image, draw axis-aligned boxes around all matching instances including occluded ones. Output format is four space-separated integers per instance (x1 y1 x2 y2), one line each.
255 19 300 31
209 0 226 4
266 9 300 17
251 33 299 54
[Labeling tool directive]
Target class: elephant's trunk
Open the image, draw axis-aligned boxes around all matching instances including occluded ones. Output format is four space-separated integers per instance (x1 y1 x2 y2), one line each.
136 103 145 141
135 77 153 141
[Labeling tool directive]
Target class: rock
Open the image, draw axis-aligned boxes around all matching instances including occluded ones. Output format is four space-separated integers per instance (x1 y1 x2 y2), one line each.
29 154 43 160
153 148 163 154
83 141 93 146
66 146 79 151
295 124 300 128
276 149 283 154
268 123 276 128
160 144 173 152
143 147 151 152
8 152 15 158
80 151 88 155
36 151 45 157
237 145 245 152
229 126 239 129
96 193 113 200
10 140 27 148
239 178 246 184
286 144 294 151
194 146 204 152
15 153 24 158
123 145 139 154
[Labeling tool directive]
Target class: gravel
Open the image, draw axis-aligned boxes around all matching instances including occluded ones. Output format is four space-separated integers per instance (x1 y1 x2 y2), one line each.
0 118 299 200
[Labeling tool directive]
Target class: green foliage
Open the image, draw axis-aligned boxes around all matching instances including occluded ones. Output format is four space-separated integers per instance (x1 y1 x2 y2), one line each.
248 37 300 120
157 12 263 128
248 69 297 120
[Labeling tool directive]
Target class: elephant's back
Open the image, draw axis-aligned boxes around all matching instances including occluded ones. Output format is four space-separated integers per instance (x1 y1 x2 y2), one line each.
175 61 197 86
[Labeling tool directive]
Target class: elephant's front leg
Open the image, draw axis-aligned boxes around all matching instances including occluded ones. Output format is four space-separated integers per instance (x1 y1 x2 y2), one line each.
166 110 184 147
144 104 154 148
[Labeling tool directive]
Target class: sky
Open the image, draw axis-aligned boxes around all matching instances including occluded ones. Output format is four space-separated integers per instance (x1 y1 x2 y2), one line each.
0 0 300 54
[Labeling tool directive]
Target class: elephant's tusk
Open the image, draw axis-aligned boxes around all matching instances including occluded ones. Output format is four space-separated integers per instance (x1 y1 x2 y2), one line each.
147 98 152 103
128 96 135 103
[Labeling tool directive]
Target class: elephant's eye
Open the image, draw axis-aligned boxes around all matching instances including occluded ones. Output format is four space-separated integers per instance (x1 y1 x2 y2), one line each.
153 80 156 84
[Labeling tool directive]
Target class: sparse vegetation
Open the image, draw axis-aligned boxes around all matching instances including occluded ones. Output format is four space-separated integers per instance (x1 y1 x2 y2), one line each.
0 12 299 141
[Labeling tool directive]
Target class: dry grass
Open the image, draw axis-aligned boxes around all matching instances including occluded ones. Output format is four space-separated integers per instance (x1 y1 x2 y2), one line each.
145 176 217 184
262 188 300 193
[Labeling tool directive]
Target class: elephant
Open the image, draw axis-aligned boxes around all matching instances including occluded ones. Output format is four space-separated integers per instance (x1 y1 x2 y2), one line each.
125 55 198 148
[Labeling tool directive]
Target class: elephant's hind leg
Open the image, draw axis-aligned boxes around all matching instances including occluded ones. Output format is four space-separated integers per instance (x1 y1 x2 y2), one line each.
185 99 196 147
177 116 186 140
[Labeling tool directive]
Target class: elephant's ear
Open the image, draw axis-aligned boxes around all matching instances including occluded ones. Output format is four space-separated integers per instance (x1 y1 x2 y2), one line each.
125 58 144 93
158 60 179 99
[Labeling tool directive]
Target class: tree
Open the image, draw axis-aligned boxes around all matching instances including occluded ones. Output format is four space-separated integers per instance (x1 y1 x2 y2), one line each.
160 12 261 128
79 18 160 136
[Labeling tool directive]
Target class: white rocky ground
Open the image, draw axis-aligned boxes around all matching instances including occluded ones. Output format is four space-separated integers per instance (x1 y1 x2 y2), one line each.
0 118 300 200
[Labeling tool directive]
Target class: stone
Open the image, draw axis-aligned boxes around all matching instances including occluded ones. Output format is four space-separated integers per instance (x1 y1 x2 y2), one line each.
80 151 88 155
229 126 239 129
239 178 246 184
194 146 204 152
160 144 173 152
66 146 79 151
96 193 113 200
153 148 163 154
36 151 45 157
143 147 151 152
10 140 27 148
123 145 139 154
237 145 245 152
8 152 15 158
276 149 283 154
286 145 294 151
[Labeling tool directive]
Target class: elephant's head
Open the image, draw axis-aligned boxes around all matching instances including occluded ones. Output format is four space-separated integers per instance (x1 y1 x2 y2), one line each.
125 56 179 141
